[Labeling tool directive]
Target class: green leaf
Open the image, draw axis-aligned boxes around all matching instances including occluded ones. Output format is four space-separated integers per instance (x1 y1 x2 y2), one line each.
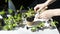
0 10 5 15
8 25 13 30
20 5 24 11
5 0 7 3
25 8 35 17
8 0 11 2
37 22 45 28
31 26 38 32
13 23 17 27
50 21 58 27
8 9 13 14
3 25 9 30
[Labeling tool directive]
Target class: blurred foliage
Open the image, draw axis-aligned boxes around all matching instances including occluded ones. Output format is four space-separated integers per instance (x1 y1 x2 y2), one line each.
8 0 11 2
20 5 24 11
22 8 35 17
3 15 17 30
50 21 58 27
0 10 5 15
8 9 13 14
5 0 7 3
31 26 38 32
37 22 45 27
3 12 22 30
0 7 22 30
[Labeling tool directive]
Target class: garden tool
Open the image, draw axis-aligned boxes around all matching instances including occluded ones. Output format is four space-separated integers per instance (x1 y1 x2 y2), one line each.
8 0 16 12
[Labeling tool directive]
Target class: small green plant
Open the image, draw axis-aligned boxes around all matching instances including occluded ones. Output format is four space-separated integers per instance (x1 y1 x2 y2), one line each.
50 21 58 27
25 8 35 17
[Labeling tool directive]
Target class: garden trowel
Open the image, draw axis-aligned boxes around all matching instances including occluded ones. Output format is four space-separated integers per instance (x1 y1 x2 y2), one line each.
8 0 16 12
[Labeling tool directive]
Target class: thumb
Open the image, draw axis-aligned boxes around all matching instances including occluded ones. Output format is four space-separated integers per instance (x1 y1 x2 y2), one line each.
37 6 48 13
41 7 48 11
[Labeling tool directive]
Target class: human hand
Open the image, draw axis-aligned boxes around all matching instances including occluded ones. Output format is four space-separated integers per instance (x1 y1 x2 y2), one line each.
34 3 48 13
37 10 55 19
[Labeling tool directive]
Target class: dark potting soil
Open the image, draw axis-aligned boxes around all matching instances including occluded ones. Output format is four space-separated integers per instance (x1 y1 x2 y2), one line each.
26 16 35 22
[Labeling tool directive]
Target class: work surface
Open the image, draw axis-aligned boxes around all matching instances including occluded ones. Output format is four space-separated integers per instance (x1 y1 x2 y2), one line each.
0 26 59 34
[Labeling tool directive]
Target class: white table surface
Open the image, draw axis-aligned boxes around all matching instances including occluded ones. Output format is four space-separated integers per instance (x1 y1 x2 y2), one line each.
0 26 59 34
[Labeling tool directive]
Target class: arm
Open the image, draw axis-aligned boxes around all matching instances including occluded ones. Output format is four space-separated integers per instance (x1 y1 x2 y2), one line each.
37 9 60 19
52 9 60 16
44 0 56 6
34 0 56 12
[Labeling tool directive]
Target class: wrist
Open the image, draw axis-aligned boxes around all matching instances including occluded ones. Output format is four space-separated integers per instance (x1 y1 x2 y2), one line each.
44 0 56 6
44 1 49 6
44 0 52 6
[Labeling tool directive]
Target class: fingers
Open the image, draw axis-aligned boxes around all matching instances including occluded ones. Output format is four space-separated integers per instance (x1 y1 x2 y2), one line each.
34 5 39 12
41 7 48 11
37 11 48 19
38 13 51 19
34 5 48 13
37 6 48 12
38 15 48 19
40 7 48 13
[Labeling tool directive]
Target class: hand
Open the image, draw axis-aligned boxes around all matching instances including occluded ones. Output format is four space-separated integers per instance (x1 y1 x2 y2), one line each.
38 10 55 19
34 3 48 13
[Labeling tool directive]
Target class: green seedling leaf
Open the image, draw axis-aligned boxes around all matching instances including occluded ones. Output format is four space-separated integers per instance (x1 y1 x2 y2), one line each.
3 25 9 30
8 9 13 14
0 10 5 15
20 5 24 11
31 26 38 32
50 21 58 27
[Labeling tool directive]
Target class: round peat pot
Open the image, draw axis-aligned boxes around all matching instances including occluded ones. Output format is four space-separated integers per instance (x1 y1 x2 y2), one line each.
26 16 35 27
26 21 34 27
